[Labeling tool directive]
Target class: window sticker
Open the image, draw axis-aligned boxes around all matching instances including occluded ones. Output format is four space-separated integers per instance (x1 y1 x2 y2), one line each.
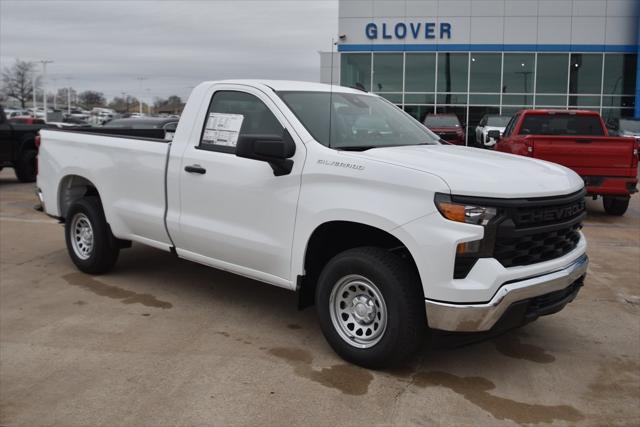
202 113 244 147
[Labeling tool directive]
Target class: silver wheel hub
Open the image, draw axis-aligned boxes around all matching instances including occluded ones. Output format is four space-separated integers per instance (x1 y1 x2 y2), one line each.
329 274 388 349
70 213 94 260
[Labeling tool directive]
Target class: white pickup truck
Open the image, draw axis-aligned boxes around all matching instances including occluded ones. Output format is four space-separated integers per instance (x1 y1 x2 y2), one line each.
37 80 588 368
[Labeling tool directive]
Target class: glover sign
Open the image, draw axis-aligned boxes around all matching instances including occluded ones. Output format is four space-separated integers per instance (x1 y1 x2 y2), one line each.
365 22 452 40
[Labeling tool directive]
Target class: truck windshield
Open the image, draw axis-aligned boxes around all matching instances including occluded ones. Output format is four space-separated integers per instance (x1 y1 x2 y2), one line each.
486 115 512 126
520 114 605 136
278 91 440 150
424 115 460 127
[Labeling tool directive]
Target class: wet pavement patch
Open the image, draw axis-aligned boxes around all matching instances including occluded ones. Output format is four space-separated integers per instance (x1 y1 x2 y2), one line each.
268 347 373 396
62 272 172 309
493 335 555 364
414 371 584 424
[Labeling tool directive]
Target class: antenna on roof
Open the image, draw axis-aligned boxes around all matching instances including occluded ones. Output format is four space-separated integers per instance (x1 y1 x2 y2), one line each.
328 35 345 149
329 37 336 148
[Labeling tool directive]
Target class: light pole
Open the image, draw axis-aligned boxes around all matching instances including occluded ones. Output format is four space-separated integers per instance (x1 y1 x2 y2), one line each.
136 77 147 115
32 74 37 113
39 60 53 121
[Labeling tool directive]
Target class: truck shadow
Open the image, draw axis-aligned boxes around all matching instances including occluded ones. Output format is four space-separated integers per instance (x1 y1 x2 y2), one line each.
111 242 563 366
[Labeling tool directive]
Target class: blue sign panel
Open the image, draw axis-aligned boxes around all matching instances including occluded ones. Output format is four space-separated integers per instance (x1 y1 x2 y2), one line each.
365 22 452 40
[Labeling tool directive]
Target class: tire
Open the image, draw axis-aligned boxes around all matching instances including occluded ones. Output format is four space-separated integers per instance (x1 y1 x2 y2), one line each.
315 247 425 369
65 197 119 274
603 196 629 216
14 149 37 183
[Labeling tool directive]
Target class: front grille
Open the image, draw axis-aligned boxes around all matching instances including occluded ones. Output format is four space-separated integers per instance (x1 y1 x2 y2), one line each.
494 223 581 268
450 189 586 275
492 191 585 268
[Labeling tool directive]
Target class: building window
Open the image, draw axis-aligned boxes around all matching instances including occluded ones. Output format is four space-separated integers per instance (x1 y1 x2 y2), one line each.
469 53 501 93
405 53 436 93
502 53 535 94
569 54 602 95
341 53 372 91
603 54 637 95
536 54 569 94
437 52 468 93
372 53 403 92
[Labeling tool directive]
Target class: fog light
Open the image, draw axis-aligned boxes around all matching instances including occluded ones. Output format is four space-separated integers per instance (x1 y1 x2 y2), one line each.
457 240 481 254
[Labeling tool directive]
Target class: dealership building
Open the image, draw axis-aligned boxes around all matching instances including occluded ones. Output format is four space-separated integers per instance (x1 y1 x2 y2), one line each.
321 0 639 143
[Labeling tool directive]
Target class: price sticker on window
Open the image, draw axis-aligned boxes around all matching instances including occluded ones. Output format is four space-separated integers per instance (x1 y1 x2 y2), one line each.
202 113 244 147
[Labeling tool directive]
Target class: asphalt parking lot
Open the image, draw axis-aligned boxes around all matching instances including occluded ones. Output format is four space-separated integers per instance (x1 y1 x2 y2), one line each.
0 168 638 426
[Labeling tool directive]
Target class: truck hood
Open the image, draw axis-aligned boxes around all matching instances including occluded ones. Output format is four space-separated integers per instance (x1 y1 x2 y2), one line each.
355 144 584 198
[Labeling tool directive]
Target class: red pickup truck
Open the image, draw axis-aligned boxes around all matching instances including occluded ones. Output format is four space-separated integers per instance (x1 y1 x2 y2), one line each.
494 110 638 216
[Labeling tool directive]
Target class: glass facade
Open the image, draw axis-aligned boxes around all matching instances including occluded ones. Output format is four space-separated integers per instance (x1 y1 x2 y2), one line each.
340 52 638 145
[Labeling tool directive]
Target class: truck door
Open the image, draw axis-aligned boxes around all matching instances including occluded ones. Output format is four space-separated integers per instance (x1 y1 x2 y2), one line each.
170 86 304 287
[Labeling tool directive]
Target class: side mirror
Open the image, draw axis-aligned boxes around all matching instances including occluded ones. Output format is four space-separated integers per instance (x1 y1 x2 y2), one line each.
487 130 501 142
236 128 296 176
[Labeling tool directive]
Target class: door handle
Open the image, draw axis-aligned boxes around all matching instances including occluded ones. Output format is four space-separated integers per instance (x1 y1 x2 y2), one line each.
185 164 206 174
576 139 593 143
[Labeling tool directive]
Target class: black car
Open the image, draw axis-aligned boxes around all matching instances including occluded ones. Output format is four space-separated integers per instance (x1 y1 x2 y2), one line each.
0 106 51 182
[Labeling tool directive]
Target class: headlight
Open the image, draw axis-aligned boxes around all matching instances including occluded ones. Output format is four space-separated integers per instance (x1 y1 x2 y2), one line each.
434 194 497 226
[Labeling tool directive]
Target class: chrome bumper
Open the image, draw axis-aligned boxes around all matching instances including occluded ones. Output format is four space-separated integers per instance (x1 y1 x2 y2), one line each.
425 254 588 332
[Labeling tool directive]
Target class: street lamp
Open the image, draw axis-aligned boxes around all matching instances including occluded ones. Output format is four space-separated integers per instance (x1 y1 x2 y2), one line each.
39 60 54 121
136 77 147 115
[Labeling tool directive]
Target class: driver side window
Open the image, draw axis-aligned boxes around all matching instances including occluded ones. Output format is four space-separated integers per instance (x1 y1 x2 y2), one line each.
198 91 283 154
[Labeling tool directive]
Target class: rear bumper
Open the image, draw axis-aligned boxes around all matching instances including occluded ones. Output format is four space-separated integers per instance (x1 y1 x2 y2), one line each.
425 254 588 332
585 176 638 196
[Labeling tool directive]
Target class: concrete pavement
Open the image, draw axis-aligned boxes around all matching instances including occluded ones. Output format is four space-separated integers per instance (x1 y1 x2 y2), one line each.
1 168 638 426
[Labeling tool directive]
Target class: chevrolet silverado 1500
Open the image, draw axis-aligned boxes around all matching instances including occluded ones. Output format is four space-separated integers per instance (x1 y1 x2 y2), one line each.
37 81 589 368
494 109 638 215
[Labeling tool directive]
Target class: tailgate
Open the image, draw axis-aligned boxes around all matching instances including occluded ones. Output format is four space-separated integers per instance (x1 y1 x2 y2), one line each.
529 136 636 176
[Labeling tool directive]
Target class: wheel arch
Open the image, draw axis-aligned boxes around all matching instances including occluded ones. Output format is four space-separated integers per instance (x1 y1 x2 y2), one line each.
57 174 102 220
297 220 424 309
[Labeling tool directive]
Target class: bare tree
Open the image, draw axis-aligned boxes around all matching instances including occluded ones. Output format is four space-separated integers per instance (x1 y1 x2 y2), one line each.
153 95 185 114
1 59 40 108
108 95 138 113
56 87 77 108
77 90 106 109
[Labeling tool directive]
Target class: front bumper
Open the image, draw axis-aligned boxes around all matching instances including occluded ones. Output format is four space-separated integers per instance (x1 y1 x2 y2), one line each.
425 254 588 332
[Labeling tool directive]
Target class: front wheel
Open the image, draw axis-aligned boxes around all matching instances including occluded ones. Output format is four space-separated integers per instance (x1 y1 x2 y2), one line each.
315 247 425 369
603 196 629 216
65 197 119 274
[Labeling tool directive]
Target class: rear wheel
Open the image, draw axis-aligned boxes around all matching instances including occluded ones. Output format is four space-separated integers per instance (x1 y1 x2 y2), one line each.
315 247 425 369
65 197 119 274
14 149 37 182
603 196 629 216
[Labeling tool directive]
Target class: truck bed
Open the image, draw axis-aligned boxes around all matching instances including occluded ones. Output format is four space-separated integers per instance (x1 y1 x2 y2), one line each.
37 129 173 250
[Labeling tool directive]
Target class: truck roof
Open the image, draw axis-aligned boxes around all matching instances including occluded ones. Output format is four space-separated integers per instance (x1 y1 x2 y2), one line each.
196 80 372 95
520 109 601 116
